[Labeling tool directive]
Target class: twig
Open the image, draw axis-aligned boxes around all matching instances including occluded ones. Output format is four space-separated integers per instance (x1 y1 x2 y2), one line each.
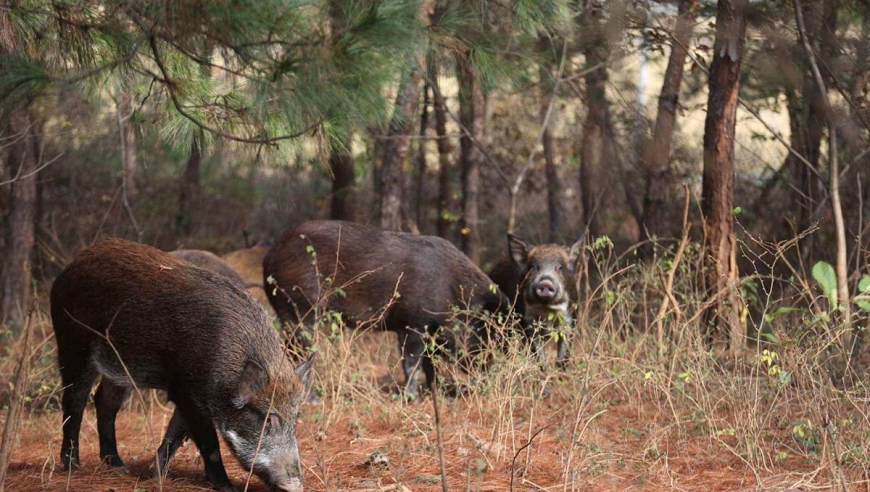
0 152 62 188
431 370 449 492
654 184 691 359
509 425 549 492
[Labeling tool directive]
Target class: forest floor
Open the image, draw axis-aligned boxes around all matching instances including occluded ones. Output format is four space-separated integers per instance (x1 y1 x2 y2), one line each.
2 328 867 492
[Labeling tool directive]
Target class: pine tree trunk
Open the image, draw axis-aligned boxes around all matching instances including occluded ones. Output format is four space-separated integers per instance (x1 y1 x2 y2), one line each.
329 136 356 221
429 54 453 240
119 93 139 203
457 53 484 264
701 0 748 351
785 86 821 237
414 83 431 230
640 0 694 250
1 105 39 331
540 63 561 243
327 0 356 223
176 136 202 238
378 68 421 231
579 0 612 239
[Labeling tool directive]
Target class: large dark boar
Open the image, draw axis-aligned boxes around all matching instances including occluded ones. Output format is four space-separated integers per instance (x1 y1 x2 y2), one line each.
263 220 507 398
170 249 250 289
488 233 584 367
51 239 313 491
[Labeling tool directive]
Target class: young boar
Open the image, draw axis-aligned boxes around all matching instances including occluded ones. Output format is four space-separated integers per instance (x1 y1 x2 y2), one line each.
51 238 313 491
222 245 276 318
169 249 250 289
263 220 507 399
488 233 584 367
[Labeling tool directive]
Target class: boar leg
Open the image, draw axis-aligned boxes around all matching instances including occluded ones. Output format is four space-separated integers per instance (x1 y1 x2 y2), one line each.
398 328 434 399
153 408 189 479
94 379 131 467
555 336 570 369
58 346 99 470
523 323 545 365
177 401 234 491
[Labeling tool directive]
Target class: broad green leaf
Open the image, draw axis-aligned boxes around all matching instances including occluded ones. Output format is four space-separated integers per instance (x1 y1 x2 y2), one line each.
812 261 838 309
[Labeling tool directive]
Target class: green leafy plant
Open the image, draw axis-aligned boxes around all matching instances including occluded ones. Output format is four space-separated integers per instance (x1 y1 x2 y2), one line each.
812 261 838 310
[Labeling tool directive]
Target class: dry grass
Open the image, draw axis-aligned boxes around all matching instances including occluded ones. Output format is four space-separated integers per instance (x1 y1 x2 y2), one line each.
2 239 870 492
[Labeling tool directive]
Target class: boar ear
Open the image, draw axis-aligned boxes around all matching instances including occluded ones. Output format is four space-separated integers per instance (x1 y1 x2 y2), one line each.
234 360 269 408
294 353 316 397
567 232 587 272
507 234 529 269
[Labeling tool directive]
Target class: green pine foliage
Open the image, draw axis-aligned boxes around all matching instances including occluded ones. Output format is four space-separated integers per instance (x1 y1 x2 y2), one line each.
0 1 571 152
0 0 423 151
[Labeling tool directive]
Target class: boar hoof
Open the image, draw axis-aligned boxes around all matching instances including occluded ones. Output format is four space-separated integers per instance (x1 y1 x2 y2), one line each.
61 453 80 471
211 480 237 492
205 466 236 491
101 454 125 467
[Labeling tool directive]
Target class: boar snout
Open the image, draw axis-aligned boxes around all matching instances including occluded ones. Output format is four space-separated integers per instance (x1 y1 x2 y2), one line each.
255 449 303 492
533 278 558 302
275 469 303 492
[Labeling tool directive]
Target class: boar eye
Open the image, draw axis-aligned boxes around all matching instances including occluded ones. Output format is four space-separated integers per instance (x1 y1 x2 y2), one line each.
265 412 281 432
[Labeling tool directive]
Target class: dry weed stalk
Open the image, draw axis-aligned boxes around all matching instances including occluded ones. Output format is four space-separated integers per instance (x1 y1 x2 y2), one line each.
653 184 690 360
0 304 37 492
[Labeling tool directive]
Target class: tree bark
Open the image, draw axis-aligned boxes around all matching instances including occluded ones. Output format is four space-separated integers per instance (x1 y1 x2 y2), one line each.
326 0 357 223
119 93 139 203
176 136 202 238
457 53 484 264
414 82 431 230
329 136 356 221
1 105 40 331
579 0 612 239
378 68 421 232
540 63 562 243
640 0 695 251
701 0 748 351
429 53 453 240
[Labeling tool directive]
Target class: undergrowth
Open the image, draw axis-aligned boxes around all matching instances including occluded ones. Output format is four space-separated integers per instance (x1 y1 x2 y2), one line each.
2 235 870 491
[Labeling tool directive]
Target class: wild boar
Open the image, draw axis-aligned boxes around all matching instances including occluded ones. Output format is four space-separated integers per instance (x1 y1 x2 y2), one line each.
488 233 584 367
51 238 313 491
262 220 507 399
169 249 250 289
222 245 276 318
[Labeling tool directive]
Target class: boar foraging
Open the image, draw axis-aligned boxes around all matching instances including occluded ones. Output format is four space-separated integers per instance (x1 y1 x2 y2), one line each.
263 220 507 399
489 233 585 367
51 239 313 492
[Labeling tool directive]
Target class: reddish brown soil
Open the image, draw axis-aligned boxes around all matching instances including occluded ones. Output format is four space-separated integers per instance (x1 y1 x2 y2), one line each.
0 331 844 491
3 394 827 492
